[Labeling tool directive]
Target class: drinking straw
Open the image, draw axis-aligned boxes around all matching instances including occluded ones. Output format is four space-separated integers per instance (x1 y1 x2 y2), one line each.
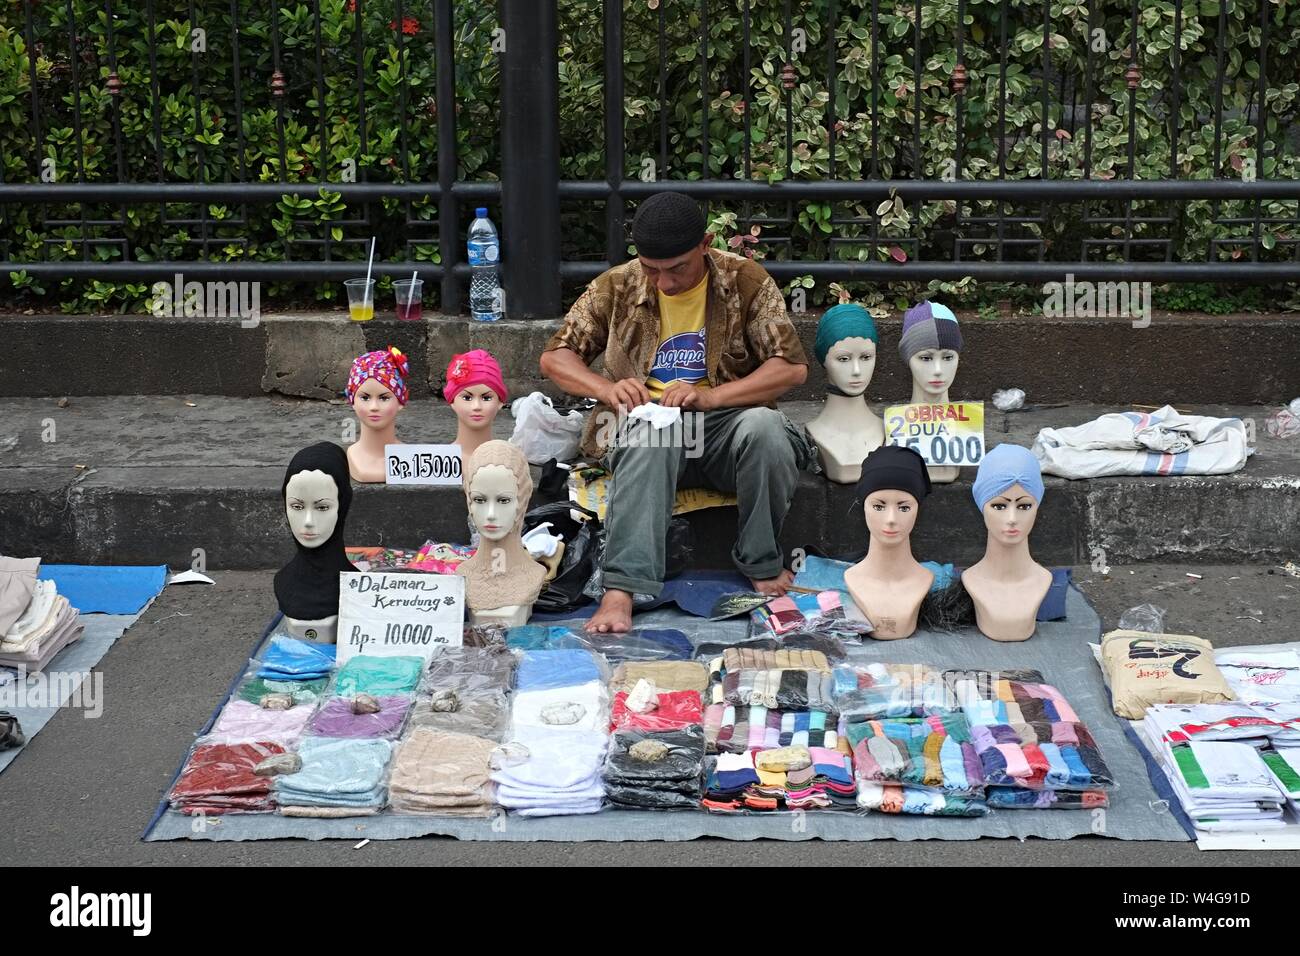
406 269 419 311
363 236 376 306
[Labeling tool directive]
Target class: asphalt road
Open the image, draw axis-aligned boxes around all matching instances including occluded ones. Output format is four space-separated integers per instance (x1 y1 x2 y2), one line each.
3 563 1298 866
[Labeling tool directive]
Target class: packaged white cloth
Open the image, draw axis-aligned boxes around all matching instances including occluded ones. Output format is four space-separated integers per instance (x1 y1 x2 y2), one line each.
1144 702 1300 746
1157 738 1285 831
1214 648 1300 705
1032 405 1251 479
511 681 609 733
491 726 608 816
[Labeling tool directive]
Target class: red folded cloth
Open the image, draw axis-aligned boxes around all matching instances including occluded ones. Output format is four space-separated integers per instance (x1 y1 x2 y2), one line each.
610 690 703 733
169 741 286 814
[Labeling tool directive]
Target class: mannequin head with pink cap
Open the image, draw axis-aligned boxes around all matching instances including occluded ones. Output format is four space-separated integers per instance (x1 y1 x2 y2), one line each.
444 349 508 471
345 346 410 483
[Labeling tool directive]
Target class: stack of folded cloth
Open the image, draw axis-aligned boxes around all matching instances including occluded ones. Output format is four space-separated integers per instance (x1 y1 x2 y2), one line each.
388 728 497 816
208 698 315 746
846 714 989 817
169 739 286 814
751 590 874 641
603 725 706 810
703 648 832 740
1142 702 1296 831
274 737 393 817
709 704 839 754
512 648 610 733
834 662 951 722
610 660 709 695
258 636 336 682
412 646 516 740
307 694 412 739
491 724 608 816
0 580 84 673
1214 648 1300 706
237 674 328 706
702 742 856 812
946 668 1114 808
610 689 703 732
332 654 423 696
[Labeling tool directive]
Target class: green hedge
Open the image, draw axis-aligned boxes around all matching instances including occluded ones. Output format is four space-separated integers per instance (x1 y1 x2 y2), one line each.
1 0 1297 314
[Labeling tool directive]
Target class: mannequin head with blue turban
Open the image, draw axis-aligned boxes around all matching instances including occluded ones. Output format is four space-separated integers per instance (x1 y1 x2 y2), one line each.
964 443 1053 643
971 443 1045 543
815 303 879 397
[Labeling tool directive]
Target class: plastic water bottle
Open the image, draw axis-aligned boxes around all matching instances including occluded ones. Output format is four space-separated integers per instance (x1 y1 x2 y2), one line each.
467 207 502 322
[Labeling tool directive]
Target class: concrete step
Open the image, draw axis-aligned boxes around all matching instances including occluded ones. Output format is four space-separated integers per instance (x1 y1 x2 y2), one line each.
2 311 1299 406
1 396 1296 570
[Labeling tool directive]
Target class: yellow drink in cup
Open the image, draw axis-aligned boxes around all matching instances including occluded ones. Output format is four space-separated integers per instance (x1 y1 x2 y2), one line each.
345 278 375 322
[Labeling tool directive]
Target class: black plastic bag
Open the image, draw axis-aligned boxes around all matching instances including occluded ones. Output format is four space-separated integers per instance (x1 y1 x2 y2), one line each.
522 502 602 614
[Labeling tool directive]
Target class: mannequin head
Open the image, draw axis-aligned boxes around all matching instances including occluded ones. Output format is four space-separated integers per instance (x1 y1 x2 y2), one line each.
285 469 341 547
972 443 1045 547
815 303 879 397
275 441 357 625
462 439 532 541
855 444 931 546
347 347 409 431
445 350 508 416
467 464 520 542
899 301 962 397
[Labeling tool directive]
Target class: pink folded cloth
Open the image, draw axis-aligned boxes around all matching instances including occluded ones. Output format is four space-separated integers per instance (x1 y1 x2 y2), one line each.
208 699 315 745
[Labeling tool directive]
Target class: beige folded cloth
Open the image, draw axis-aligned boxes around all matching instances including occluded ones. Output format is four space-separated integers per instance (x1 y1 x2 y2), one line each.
387 729 496 816
0 556 41 636
279 806 381 818
610 660 709 695
722 647 829 674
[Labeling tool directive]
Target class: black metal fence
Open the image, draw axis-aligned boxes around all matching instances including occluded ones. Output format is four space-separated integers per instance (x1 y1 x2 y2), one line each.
2 0 1299 320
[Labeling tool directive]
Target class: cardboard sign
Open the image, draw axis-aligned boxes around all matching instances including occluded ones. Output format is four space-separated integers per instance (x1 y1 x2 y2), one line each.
385 444 463 485
337 572 464 662
883 401 986 467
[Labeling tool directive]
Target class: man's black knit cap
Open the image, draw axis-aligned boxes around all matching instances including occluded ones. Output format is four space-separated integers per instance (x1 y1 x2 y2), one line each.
631 192 707 259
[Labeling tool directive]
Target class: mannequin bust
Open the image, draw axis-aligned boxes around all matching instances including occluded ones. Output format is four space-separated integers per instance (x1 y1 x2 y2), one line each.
455 440 546 628
806 303 885 483
842 445 934 640
961 444 1051 642
899 300 963 484
345 346 410 483
443 349 509 473
274 442 358 643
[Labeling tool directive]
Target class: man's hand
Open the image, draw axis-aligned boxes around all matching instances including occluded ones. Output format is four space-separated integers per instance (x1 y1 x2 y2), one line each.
602 377 651 412
658 382 717 411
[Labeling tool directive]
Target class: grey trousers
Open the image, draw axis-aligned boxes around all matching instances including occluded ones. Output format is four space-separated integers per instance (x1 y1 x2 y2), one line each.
601 406 813 597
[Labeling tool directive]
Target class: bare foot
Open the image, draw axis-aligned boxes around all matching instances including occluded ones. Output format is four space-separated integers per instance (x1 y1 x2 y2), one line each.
586 589 633 633
749 568 794 598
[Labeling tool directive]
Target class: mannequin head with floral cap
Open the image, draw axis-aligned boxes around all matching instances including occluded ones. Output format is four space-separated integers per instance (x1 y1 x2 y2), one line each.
345 346 409 483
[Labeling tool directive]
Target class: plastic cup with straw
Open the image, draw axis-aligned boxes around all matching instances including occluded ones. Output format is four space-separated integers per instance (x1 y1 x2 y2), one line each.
346 237 377 322
395 269 423 322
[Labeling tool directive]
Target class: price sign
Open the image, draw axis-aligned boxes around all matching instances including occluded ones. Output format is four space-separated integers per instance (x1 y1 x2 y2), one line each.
883 401 986 467
337 572 464 662
385 444 462 485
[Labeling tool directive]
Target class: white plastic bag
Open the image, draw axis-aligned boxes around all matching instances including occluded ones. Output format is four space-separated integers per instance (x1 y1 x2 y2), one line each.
508 392 584 464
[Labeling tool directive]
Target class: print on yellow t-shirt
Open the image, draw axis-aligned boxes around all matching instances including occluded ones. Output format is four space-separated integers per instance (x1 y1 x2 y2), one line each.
646 273 711 399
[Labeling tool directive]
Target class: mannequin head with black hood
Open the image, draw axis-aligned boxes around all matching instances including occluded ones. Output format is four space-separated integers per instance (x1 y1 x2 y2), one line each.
842 444 935 641
274 441 357 642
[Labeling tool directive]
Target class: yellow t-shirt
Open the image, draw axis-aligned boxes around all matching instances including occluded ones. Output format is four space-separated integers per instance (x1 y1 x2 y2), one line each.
646 273 711 399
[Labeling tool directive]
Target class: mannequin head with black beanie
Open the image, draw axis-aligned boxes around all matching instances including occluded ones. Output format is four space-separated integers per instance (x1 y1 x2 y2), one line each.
842 445 935 640
274 441 358 642
631 191 714 296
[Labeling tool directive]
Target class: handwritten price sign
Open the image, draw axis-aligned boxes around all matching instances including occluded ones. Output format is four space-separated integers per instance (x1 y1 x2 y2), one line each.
385 444 463 485
337 571 465 663
883 401 986 467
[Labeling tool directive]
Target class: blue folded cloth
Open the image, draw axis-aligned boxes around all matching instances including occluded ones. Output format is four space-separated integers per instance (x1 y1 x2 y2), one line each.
257 636 337 680
274 738 393 808
515 648 603 691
